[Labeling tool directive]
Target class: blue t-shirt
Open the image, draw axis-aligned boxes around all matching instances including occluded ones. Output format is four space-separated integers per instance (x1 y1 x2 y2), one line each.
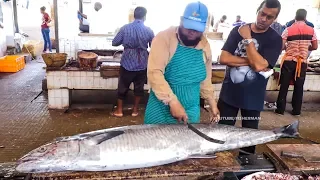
219 24 282 111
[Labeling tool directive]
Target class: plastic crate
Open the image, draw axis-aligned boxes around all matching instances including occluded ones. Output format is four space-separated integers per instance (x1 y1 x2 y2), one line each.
0 55 26 72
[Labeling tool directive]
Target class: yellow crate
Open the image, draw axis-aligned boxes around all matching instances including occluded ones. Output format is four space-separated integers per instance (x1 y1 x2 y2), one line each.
0 55 26 72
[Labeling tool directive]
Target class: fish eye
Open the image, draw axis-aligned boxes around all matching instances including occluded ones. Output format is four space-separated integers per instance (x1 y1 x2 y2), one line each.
38 147 47 153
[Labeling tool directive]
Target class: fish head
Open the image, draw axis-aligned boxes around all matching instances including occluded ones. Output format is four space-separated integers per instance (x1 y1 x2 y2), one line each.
16 140 79 173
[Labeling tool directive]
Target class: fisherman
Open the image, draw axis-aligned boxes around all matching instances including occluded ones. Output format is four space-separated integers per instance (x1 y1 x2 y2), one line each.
217 0 282 154
213 15 227 32
275 9 318 116
285 9 315 59
144 1 220 124
232 15 246 27
77 10 90 33
111 7 154 117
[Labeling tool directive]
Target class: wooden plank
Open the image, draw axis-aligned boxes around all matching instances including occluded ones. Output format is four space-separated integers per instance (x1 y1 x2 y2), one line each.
0 152 239 179
0 163 27 178
267 144 320 173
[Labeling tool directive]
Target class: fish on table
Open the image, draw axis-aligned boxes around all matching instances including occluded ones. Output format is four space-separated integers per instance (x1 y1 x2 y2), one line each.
16 120 300 173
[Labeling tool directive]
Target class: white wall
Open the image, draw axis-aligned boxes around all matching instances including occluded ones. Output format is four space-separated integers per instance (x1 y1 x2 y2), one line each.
57 0 320 59
1 1 15 46
0 1 3 23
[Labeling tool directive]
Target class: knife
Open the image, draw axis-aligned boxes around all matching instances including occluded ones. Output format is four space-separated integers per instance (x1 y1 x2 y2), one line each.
281 151 320 163
187 123 225 144
281 151 303 158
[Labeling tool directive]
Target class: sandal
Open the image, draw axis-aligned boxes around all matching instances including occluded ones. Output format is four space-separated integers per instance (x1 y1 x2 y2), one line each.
110 111 123 117
131 112 139 117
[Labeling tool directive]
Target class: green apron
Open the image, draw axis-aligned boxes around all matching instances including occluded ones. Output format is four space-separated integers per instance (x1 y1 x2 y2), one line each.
144 43 206 124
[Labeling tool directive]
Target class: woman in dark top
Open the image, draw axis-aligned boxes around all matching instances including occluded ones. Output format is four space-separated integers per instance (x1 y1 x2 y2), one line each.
40 6 52 53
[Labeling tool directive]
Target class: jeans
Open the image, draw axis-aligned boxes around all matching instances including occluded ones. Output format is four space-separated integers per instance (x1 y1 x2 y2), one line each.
41 28 52 52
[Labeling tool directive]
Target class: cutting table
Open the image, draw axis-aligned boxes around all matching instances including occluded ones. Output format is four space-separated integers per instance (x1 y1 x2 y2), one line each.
2 144 319 179
267 144 320 175
0 152 241 179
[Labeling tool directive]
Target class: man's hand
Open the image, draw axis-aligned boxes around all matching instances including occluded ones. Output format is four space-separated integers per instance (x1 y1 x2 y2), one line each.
210 103 220 123
238 24 252 39
169 99 188 124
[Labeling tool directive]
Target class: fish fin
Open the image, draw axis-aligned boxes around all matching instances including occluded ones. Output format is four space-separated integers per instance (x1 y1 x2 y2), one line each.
189 154 217 159
79 132 106 139
94 130 125 145
273 120 299 138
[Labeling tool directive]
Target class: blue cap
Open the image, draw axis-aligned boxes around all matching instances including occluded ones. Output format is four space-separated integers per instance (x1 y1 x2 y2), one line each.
182 1 208 32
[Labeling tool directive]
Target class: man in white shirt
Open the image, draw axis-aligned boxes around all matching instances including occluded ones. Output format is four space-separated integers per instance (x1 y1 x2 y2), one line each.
213 15 228 32
77 2 102 33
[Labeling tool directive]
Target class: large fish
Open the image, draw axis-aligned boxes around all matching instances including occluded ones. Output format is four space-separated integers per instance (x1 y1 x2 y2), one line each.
16 121 299 173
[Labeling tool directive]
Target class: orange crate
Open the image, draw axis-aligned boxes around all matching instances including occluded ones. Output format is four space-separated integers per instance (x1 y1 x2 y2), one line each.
0 55 25 72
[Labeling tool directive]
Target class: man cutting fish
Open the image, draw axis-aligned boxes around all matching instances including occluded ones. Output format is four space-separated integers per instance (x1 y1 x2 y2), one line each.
144 1 220 124
217 0 282 154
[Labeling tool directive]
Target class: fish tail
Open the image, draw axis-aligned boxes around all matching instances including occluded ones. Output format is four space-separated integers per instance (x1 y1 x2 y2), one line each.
273 120 299 138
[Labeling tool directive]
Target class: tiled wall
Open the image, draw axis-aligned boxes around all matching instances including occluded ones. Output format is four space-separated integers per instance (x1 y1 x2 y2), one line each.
58 36 124 59
46 70 320 109
266 74 320 91
47 71 140 90
48 89 69 109
47 70 149 109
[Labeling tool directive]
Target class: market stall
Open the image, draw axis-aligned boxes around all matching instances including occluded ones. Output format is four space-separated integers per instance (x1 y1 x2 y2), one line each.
45 52 225 109
44 51 320 110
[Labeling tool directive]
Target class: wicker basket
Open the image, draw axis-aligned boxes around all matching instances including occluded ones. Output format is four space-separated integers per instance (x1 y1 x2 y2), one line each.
22 40 44 58
42 53 67 67
77 51 98 70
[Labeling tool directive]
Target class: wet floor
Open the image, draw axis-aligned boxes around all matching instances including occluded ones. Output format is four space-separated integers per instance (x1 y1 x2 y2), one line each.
0 59 320 163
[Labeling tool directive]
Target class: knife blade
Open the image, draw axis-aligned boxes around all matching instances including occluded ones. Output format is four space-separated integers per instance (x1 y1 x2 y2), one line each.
187 123 225 144
281 151 320 163
281 151 303 158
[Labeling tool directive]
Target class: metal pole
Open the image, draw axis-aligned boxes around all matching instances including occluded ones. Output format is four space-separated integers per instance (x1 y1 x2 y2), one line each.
0 2 3 23
12 0 19 33
79 0 83 13
54 0 59 52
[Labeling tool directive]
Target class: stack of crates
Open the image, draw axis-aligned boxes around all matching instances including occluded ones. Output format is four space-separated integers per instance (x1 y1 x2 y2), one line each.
0 55 26 73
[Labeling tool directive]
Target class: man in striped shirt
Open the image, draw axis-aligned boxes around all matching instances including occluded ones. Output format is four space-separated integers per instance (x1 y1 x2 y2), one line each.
232 15 246 27
275 9 318 116
112 6 154 117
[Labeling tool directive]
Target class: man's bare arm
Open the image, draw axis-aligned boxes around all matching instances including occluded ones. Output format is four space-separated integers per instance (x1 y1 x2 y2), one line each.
282 39 287 50
310 40 318 51
219 50 249 66
238 25 269 72
245 42 269 72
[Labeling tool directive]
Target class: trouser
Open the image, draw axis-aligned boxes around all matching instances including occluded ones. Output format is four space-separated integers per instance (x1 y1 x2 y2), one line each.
276 60 307 114
79 24 89 33
41 28 52 52
217 99 261 154
117 66 147 100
